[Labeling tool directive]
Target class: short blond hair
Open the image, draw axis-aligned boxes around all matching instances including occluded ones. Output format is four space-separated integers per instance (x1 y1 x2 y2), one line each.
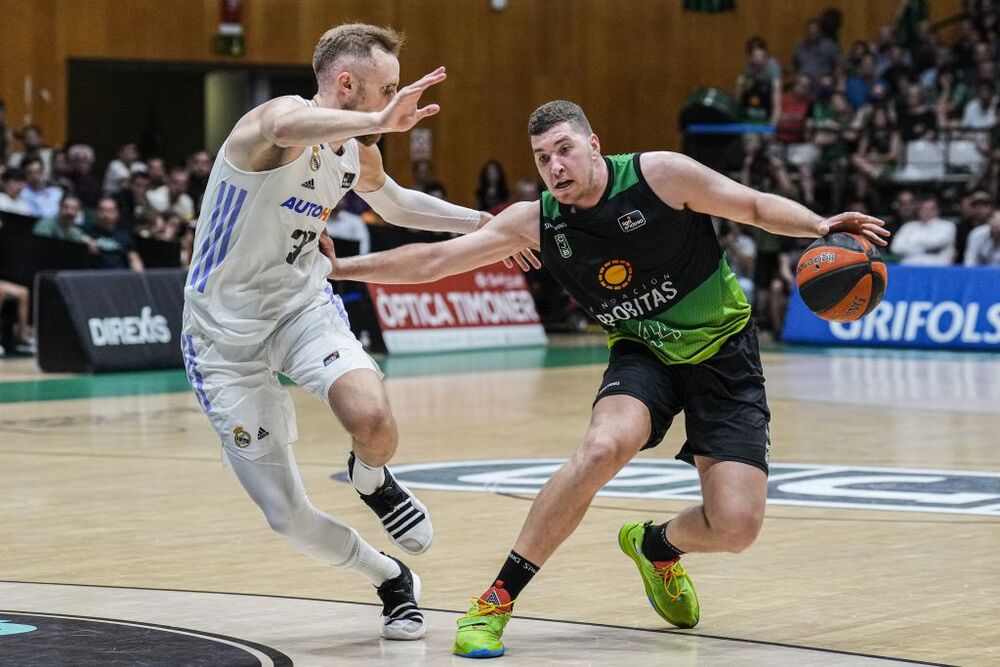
313 23 403 81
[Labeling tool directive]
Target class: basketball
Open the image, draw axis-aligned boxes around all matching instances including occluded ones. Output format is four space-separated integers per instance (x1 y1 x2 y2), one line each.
795 232 887 322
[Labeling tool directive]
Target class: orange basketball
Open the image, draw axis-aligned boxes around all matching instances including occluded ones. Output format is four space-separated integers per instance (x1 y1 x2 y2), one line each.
795 232 887 322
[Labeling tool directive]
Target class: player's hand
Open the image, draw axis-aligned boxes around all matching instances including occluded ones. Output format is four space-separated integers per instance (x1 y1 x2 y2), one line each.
503 249 542 272
318 230 335 260
319 230 342 278
378 66 447 134
819 212 891 247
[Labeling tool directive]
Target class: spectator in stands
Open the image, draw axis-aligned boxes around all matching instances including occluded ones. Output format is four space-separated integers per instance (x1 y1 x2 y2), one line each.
845 40 873 76
186 150 213 213
145 211 184 243
808 90 854 210
776 74 819 208
851 106 900 203
743 36 782 79
960 81 998 132
887 189 918 236
846 53 887 110
84 196 144 271
32 194 97 253
491 179 542 214
818 7 843 45
774 237 814 338
970 124 1000 200
114 169 153 232
325 200 371 255
951 18 981 73
898 83 937 142
741 133 795 199
793 18 841 82
964 208 1000 266
0 168 32 216
7 124 53 178
890 194 956 265
969 41 995 84
147 166 195 220
931 66 970 127
66 144 102 209
908 19 937 74
514 179 540 202
146 156 167 189
878 44 913 95
18 157 63 219
476 159 509 212
102 142 142 194
411 159 433 192
48 148 75 193
0 100 11 167
736 43 781 125
954 191 985 261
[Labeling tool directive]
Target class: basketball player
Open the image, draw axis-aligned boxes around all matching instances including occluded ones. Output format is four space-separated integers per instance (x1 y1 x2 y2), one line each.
181 24 506 640
325 100 889 657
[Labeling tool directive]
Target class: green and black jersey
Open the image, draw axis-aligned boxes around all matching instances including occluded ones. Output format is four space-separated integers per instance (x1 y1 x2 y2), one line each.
538 153 751 365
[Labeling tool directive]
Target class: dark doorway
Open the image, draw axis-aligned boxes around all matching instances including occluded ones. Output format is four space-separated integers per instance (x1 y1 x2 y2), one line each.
67 59 313 173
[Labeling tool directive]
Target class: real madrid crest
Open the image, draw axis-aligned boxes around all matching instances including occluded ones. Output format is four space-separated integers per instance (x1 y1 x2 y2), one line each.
233 425 252 448
310 146 321 171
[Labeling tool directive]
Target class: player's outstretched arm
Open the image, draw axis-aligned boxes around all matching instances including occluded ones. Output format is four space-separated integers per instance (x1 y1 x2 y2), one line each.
264 67 446 148
354 144 487 235
640 151 890 246
327 201 540 284
226 67 448 171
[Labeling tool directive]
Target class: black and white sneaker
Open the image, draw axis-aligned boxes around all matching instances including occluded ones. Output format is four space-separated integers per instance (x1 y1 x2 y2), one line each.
349 453 433 554
376 555 425 640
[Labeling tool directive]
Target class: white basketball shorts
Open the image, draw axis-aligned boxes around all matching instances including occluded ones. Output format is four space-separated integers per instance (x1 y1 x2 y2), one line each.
181 294 381 460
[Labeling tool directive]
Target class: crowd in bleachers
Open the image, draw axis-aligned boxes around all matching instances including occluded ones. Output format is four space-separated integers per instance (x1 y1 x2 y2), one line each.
0 0 997 355
724 0 999 336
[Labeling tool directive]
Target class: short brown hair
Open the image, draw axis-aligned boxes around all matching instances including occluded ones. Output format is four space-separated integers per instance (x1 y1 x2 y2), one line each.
313 23 404 80
528 100 592 136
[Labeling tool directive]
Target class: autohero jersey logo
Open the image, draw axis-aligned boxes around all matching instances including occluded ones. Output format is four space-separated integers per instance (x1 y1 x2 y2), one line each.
598 259 633 291
618 210 646 233
88 307 171 346
280 196 334 222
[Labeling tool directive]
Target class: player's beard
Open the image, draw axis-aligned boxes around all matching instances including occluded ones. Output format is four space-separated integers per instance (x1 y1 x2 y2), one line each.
343 89 382 146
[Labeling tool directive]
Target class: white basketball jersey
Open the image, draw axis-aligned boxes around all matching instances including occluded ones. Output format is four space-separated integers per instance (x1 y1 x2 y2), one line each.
183 96 361 344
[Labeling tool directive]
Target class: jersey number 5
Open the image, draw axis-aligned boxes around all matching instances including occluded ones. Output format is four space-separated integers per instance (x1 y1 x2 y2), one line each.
286 229 317 265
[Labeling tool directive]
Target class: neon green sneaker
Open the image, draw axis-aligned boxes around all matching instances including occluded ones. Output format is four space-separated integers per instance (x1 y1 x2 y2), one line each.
618 521 700 628
453 581 514 658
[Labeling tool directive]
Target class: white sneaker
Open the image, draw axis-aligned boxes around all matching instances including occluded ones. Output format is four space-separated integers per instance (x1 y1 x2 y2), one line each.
376 555 425 640
349 453 433 555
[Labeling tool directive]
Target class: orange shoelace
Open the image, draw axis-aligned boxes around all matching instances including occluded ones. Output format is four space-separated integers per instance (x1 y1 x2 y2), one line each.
653 559 686 602
466 594 515 617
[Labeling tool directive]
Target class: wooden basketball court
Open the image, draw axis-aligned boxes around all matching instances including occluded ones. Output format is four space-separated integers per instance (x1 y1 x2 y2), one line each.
1 340 997 665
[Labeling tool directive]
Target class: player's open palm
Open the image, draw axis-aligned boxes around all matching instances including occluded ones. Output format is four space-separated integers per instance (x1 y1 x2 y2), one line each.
819 211 891 247
379 66 447 134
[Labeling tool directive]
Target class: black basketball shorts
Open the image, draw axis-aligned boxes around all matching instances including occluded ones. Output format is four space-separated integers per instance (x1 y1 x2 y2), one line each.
593 324 771 474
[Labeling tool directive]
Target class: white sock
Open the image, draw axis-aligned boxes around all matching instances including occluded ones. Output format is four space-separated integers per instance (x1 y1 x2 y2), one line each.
347 539 401 585
351 454 386 495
